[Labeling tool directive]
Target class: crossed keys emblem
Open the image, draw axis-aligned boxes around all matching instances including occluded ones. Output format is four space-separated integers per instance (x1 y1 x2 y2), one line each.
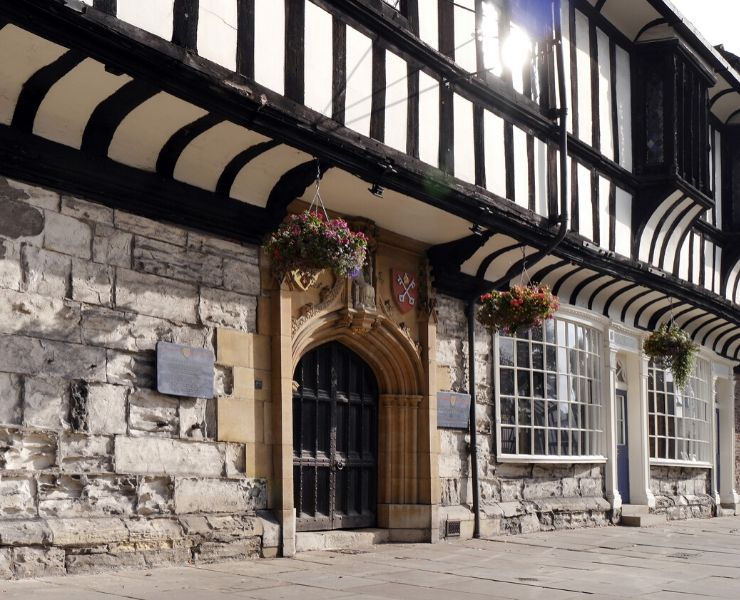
391 269 418 314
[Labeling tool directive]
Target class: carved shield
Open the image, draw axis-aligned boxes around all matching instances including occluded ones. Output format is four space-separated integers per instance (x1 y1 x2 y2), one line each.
391 269 418 314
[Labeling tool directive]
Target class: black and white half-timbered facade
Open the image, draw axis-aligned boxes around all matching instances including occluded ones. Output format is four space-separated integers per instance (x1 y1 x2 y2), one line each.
0 0 739 575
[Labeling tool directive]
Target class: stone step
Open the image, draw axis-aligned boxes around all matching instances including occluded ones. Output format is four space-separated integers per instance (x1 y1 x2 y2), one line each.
621 513 667 528
717 506 738 517
621 504 650 517
295 529 390 553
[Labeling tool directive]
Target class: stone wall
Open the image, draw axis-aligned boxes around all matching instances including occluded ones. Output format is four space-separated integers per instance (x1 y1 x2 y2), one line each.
0 177 270 578
435 295 609 539
735 372 740 494
650 466 713 520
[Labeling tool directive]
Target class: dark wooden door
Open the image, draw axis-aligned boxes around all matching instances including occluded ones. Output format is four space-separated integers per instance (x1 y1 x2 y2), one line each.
293 342 378 531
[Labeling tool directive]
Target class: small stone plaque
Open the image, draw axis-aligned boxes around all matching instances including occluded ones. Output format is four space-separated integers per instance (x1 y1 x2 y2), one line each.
437 391 471 430
156 341 215 399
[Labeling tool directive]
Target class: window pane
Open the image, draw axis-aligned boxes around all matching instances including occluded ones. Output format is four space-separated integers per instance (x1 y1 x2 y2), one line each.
500 397 515 424
518 398 532 425
500 338 514 366
500 368 515 395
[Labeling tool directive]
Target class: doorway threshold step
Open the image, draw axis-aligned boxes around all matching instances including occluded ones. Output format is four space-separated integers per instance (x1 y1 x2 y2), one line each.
620 513 667 527
296 529 390 552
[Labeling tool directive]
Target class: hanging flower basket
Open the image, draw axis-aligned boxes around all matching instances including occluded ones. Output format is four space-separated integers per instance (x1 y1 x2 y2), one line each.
643 324 698 390
266 211 368 286
477 284 559 334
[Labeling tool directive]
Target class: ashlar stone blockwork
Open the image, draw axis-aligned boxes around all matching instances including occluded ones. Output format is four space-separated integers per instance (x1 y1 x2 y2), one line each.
0 177 268 579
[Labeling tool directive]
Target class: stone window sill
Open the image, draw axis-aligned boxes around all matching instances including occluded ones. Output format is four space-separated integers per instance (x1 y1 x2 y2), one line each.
497 455 607 465
649 459 712 469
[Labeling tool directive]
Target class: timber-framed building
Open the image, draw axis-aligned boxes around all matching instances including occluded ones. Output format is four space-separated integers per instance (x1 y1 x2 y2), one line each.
0 0 739 576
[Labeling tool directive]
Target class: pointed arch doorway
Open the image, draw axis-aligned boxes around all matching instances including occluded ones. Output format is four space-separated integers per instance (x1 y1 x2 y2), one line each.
292 341 378 531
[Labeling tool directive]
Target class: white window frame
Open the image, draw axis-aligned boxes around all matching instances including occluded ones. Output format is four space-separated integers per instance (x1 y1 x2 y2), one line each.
647 357 712 468
494 313 606 464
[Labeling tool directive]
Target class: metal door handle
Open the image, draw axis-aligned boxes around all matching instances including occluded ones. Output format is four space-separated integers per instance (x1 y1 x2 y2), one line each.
335 459 345 471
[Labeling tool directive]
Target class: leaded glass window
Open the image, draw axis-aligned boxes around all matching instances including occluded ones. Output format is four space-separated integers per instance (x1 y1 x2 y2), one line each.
648 359 711 463
496 318 603 459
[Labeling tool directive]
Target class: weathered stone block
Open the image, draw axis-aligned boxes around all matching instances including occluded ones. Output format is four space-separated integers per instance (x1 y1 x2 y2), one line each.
187 232 258 261
114 211 187 246
61 196 114 224
1 177 59 211
179 398 216 440
0 549 12 579
0 477 37 519
38 475 136 518
86 383 127 434
199 287 256 331
64 547 147 575
215 365 234 396
92 223 132 268
115 436 225 477
194 539 261 563
216 396 251 444
0 373 22 426
0 335 106 381
59 433 114 472
0 236 22 291
0 519 51 546
12 547 65 578
522 480 562 500
47 517 129 546
0 289 80 342
579 477 603 497
23 376 70 430
44 211 92 259
216 328 253 367
0 429 56 471
225 443 246 477
116 268 198 323
128 389 179 437
173 478 266 514
0 198 44 244
106 350 155 387
222 258 260 295
133 236 223 287
126 517 183 543
71 259 113 306
21 244 71 298
136 477 174 516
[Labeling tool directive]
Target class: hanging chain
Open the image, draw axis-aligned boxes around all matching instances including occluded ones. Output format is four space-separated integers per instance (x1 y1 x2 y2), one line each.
308 160 329 220
519 246 531 285
668 297 675 327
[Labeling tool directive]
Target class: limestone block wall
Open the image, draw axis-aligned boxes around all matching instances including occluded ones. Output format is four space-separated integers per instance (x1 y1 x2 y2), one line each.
0 177 270 579
650 466 713 520
435 295 609 539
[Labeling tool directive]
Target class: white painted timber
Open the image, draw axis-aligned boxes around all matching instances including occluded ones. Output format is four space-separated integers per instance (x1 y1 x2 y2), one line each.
418 72 439 167
33 59 131 149
304 1 334 118
385 50 408 154
117 0 175 41
0 26 67 125
453 94 475 184
197 0 238 71
254 0 285 95
344 25 373 137
484 110 506 198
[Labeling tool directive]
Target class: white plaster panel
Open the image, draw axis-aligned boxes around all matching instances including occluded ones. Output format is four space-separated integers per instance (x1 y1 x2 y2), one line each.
109 92 208 172
174 121 269 192
454 0 477 73
117 0 174 40
534 138 548 217
598 176 610 250
638 190 681 262
714 129 723 228
704 240 714 293
344 26 373 137
453 94 475 184
650 196 691 266
662 205 701 273
574 10 592 146
299 169 471 245
304 1 334 118
460 235 521 277
484 110 506 198
614 187 631 258
34 59 131 149
615 46 632 171
573 274 611 308
385 50 408 153
418 0 439 51
691 233 701 286
418 72 439 167
197 0 238 71
596 28 613 161
513 126 528 208
560 0 573 134
601 0 661 41
576 163 592 240
714 246 722 296
231 144 311 207
678 233 690 281
0 26 68 125
254 0 285 95
481 2 502 77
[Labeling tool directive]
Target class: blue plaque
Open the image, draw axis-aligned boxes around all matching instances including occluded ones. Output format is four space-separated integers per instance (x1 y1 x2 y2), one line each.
437 392 471 429
157 342 215 399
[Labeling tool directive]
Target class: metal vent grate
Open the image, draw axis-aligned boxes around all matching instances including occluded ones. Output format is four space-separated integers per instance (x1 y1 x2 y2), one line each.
445 520 461 537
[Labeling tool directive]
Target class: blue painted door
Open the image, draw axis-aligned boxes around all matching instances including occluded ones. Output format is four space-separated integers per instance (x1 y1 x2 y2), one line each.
716 408 720 493
616 390 630 504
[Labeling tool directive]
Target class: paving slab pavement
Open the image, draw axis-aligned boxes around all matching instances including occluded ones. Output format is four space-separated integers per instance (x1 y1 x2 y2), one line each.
3 516 740 599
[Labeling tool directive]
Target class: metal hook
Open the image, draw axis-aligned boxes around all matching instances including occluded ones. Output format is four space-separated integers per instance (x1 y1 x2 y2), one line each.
308 158 329 220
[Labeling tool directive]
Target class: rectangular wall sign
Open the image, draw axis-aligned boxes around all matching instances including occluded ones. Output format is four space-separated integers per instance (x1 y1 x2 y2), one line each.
156 341 215 399
437 391 471 429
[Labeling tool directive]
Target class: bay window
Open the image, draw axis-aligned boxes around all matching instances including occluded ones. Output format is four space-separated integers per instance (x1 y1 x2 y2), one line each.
648 359 711 464
496 318 604 460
